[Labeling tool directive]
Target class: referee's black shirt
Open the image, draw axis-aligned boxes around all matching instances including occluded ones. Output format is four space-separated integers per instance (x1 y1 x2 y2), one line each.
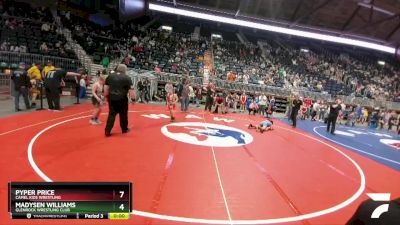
44 70 67 89
105 72 133 101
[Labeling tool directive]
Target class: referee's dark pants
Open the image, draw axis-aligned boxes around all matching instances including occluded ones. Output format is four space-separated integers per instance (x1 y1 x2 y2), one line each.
326 115 338 134
290 109 298 127
45 87 61 110
105 97 129 135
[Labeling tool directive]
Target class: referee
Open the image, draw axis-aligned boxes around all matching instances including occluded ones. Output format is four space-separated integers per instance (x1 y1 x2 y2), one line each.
43 68 66 111
104 64 135 137
326 98 342 135
290 95 302 128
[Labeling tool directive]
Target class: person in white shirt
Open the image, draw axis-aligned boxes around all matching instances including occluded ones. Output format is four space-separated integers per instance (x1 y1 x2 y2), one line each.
41 23 50 32
131 35 138 45
40 42 48 52
243 74 249 84
189 85 195 104
164 81 173 95
311 100 320 121
258 94 267 116
79 75 87 99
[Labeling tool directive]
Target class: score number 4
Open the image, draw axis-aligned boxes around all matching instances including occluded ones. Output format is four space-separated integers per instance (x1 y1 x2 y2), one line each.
118 191 126 211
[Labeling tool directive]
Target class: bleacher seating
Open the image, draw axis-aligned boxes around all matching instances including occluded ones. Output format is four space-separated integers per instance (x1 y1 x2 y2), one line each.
0 1 79 71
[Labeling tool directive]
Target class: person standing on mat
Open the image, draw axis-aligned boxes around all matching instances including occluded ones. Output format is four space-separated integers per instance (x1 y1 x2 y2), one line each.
326 98 342 135
240 92 247 112
180 79 190 112
27 62 41 108
43 68 66 111
11 62 31 111
290 95 302 128
204 83 214 112
167 88 178 122
104 64 135 137
90 75 106 125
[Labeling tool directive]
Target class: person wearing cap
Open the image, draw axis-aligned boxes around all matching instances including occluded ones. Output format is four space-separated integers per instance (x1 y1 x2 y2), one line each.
290 95 302 128
43 68 67 110
104 64 135 137
42 61 55 78
11 62 31 111
27 63 41 108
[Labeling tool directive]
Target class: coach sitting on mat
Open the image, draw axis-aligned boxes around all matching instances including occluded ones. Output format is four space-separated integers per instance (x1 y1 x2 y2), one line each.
104 64 135 137
326 98 342 135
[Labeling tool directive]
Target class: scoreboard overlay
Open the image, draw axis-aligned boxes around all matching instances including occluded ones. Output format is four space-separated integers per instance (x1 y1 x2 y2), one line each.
8 182 132 220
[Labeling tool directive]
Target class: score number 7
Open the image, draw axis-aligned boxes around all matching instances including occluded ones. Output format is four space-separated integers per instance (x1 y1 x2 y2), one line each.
118 191 125 211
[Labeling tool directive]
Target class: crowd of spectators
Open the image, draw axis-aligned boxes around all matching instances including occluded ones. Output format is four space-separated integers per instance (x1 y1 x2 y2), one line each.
126 30 208 76
59 12 138 63
4 1 397 104
288 98 399 132
57 7 399 103
211 36 399 102
58 10 210 74
0 1 77 59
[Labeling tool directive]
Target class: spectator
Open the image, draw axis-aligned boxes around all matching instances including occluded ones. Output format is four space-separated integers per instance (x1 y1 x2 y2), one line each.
40 42 48 53
41 23 50 32
154 65 161 74
258 93 267 116
42 61 55 78
164 81 173 95
79 74 87 98
195 86 202 108
1 41 9 51
248 99 259 115
180 80 190 112
100 56 110 68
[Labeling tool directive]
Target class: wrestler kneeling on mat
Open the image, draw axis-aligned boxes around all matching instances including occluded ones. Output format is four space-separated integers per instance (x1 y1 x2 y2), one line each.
248 119 273 133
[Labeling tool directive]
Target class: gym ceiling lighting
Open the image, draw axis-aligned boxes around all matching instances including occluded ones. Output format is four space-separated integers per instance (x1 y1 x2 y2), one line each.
149 3 395 54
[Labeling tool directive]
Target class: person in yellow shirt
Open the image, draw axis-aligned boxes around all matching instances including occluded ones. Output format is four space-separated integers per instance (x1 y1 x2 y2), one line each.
362 108 369 124
28 63 41 80
42 61 55 78
28 63 42 107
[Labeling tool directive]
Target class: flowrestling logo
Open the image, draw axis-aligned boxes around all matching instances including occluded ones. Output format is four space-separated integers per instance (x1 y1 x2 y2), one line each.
161 122 253 147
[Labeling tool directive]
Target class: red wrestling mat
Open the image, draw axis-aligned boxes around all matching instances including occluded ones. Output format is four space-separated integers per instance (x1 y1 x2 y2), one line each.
0 103 399 225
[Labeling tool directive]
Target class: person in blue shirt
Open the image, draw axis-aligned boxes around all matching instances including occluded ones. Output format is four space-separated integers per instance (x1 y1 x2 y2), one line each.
246 96 253 110
248 119 273 133
355 105 362 123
